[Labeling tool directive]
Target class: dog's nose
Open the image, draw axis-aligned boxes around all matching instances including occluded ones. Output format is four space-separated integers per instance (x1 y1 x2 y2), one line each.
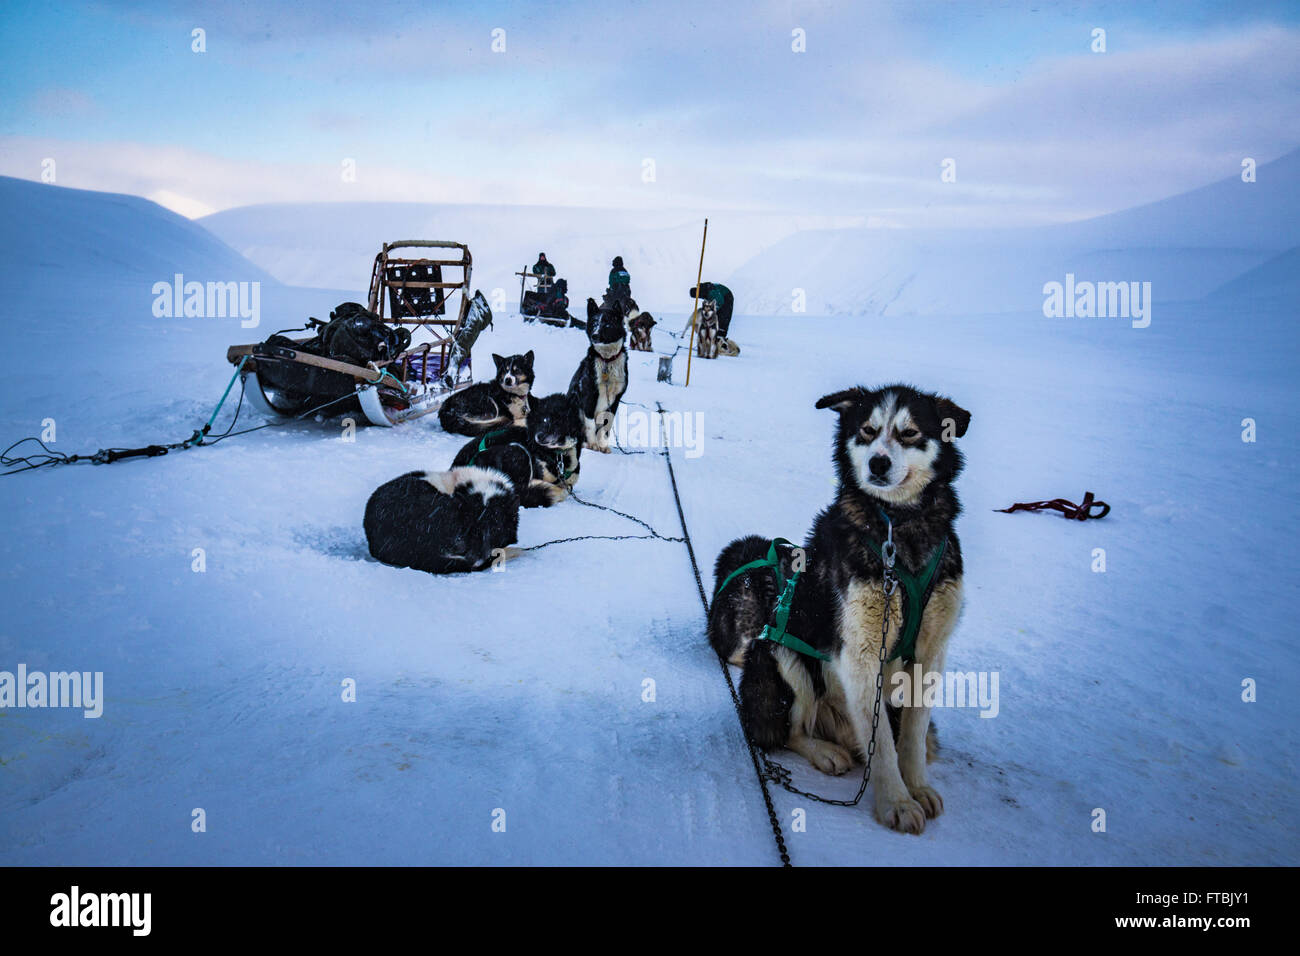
869 454 892 477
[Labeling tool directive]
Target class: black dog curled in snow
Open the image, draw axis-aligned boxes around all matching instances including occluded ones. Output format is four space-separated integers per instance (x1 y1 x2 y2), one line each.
733 384 970 835
437 351 534 437
567 297 628 453
364 466 520 574
449 399 578 508
708 535 800 666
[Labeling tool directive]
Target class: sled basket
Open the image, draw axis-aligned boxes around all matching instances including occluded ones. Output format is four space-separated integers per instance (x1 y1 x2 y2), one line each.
225 240 485 427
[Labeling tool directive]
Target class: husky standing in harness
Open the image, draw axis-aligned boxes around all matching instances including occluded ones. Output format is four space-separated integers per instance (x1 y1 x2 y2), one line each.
713 385 971 834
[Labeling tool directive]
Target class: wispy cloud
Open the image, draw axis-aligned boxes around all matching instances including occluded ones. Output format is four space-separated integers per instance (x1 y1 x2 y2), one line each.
1 2 1295 224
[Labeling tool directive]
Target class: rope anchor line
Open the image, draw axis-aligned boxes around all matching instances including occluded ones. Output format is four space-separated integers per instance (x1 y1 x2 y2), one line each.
1 357 360 477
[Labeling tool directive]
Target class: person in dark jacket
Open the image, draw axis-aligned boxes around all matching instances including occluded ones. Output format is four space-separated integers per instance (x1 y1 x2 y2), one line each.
532 253 556 292
690 282 735 337
607 256 631 302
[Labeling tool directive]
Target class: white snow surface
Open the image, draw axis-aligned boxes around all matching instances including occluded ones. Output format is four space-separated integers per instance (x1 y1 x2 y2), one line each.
0 172 1297 865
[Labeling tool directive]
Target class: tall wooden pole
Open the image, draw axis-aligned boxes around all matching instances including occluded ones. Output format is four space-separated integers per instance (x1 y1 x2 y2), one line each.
685 218 708 387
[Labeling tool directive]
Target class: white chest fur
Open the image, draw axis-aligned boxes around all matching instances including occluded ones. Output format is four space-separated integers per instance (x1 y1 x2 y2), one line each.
593 351 627 413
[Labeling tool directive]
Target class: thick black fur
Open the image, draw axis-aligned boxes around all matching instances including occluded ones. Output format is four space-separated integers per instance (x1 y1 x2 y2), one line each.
736 384 970 761
523 392 584 499
450 426 540 504
438 351 534 437
364 468 519 574
567 297 629 449
449 401 579 508
708 535 796 665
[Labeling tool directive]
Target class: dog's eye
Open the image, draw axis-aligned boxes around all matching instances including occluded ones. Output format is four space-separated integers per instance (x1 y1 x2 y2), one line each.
899 428 920 440
859 427 878 441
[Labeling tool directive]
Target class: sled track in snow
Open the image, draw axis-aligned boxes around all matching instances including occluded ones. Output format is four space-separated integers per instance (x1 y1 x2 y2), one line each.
654 402 792 867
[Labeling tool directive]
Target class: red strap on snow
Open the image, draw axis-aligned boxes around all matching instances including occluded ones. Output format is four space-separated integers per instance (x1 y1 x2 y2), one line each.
996 491 1110 521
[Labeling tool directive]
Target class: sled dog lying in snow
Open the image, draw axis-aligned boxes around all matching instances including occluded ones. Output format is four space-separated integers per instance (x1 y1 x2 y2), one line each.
716 385 970 834
438 351 534 437
568 297 629 453
364 466 519 573
449 393 583 508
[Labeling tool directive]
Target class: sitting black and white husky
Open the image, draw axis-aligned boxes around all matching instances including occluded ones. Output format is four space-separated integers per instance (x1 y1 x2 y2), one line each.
567 298 628 453
523 392 584 502
437 351 534 437
364 466 520 573
452 393 583 506
721 384 970 834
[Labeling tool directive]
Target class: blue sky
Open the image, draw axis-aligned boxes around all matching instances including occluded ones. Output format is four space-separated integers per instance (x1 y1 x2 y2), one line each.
1 1 1297 223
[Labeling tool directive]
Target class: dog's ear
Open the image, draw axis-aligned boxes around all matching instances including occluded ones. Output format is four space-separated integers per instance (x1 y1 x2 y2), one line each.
815 388 866 413
523 350 534 369
933 396 971 438
587 298 599 319
492 353 505 370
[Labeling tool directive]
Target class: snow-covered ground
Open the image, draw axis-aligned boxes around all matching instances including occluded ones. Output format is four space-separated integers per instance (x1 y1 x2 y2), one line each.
0 173 1296 865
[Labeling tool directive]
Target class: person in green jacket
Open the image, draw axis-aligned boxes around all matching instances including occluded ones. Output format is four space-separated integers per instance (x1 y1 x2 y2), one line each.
607 256 631 302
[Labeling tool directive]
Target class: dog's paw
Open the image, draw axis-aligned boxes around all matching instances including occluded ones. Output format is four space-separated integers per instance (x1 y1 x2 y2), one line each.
908 783 944 819
806 739 854 776
876 794 927 834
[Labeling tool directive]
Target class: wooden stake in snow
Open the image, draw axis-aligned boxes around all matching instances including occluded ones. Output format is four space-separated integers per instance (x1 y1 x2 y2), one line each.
685 218 709 387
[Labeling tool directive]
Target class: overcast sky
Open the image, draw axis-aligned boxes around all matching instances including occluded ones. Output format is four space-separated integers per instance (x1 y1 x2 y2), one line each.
1 0 1296 226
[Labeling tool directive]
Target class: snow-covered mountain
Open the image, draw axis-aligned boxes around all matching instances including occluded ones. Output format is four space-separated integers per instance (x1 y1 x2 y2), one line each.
728 150 1300 316
1 175 274 289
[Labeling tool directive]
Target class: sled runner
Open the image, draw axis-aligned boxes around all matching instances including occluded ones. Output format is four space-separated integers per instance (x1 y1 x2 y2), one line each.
226 241 492 427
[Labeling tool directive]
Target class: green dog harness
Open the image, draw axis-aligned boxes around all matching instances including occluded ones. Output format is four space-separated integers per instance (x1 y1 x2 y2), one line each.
864 508 947 665
713 538 831 662
713 516 947 666
468 427 512 464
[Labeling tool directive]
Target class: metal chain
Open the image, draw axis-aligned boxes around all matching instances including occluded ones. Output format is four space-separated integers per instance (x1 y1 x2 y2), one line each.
759 520 896 807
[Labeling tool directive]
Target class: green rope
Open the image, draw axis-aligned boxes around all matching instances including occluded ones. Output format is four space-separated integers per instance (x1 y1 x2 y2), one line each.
371 366 409 395
189 356 247 446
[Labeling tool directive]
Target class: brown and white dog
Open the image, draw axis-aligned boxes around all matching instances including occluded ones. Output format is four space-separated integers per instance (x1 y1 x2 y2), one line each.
628 310 656 351
693 300 719 359
725 384 971 834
